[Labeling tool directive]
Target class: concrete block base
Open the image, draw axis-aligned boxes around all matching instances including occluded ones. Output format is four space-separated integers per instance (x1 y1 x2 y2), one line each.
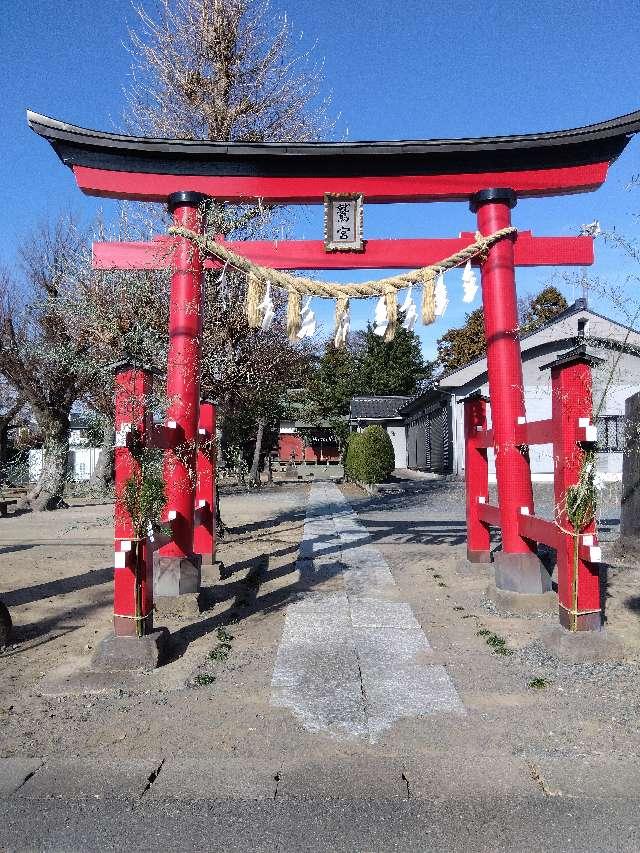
466 548 491 565
153 553 201 597
485 583 557 616
456 557 490 576
493 550 552 594
542 625 627 662
91 627 169 672
153 593 202 618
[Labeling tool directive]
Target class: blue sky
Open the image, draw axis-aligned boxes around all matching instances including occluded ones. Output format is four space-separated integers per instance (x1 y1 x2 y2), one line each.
2 0 640 359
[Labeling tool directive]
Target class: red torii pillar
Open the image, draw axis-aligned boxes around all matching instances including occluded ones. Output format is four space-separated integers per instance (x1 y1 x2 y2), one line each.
113 363 154 636
470 189 548 593
153 191 206 599
194 399 217 566
550 349 602 630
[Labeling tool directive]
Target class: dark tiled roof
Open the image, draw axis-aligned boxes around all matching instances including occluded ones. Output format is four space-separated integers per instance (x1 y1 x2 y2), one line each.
350 396 412 420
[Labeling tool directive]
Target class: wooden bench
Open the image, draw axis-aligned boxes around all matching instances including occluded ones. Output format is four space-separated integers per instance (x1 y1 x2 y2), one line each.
0 499 17 517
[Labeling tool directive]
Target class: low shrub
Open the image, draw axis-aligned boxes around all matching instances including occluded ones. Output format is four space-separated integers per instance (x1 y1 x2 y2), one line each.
347 425 395 484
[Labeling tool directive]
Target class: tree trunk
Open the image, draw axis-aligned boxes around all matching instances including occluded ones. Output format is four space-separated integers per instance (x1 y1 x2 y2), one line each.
90 428 115 492
249 418 266 487
0 400 24 478
0 424 9 472
19 417 70 511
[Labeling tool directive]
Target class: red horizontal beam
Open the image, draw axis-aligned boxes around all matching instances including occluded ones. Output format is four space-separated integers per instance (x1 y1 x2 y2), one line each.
516 418 554 446
518 514 561 548
475 418 556 449
477 503 501 526
519 513 600 558
74 162 609 205
474 428 494 449
93 233 593 272
149 424 179 450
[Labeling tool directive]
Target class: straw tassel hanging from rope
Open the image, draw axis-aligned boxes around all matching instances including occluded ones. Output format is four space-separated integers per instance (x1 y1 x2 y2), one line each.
246 271 264 328
421 269 436 325
287 287 302 341
383 287 397 342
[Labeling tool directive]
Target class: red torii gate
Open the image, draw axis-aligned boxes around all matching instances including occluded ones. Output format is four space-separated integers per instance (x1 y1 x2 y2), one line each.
28 109 640 657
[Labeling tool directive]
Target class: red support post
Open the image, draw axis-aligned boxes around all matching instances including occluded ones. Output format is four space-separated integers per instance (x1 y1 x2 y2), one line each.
194 400 216 566
549 348 602 631
463 395 491 563
156 191 206 598
471 189 548 594
114 364 153 637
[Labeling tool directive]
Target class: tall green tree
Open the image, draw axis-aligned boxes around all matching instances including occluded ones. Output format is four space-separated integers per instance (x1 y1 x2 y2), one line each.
519 285 568 333
436 308 486 374
354 325 431 396
437 285 569 373
302 325 431 444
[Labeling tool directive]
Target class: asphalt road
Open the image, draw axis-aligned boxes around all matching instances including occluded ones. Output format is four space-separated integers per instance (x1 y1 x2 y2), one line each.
1 793 639 852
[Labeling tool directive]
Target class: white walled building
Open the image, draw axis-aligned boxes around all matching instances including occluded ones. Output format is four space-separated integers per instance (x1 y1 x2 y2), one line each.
28 418 102 483
349 396 411 469
400 300 640 481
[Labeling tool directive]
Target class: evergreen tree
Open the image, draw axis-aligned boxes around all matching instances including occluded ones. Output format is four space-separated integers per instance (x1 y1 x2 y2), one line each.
302 325 431 440
355 325 431 396
302 344 361 441
437 286 569 373
436 308 486 373
519 286 568 333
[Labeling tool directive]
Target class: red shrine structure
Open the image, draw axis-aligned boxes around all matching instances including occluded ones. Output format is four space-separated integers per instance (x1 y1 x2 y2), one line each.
28 108 640 654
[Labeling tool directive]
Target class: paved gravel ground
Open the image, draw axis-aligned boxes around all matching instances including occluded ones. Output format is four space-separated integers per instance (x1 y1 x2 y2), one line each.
1 476 639 851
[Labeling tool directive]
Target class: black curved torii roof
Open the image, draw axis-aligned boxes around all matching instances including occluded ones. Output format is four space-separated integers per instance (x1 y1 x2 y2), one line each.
27 109 640 179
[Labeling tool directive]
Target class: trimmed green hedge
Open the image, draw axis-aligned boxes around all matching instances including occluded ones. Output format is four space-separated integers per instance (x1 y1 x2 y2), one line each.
346 425 395 484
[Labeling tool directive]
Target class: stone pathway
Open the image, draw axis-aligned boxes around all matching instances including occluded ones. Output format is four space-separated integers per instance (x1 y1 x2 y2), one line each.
271 482 464 741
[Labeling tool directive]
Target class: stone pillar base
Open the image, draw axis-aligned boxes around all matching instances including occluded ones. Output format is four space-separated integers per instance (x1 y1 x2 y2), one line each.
153 593 202 618
153 553 202 597
485 583 557 615
558 606 602 632
494 550 551 594
92 627 169 672
466 548 492 564
542 625 625 661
